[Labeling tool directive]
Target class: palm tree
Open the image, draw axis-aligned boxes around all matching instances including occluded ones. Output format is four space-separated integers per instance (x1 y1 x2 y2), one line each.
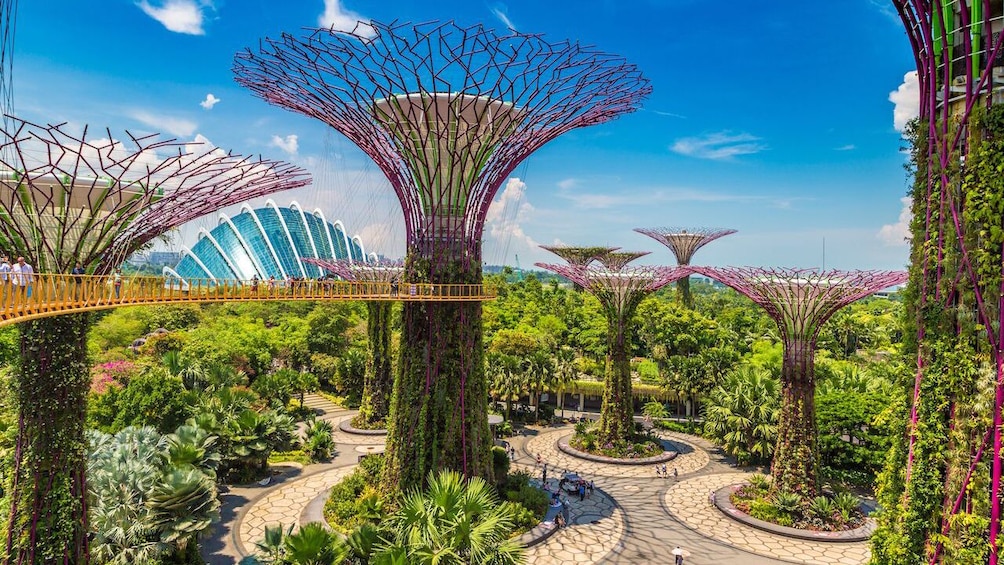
487 352 525 421
703 366 780 465
376 470 524 565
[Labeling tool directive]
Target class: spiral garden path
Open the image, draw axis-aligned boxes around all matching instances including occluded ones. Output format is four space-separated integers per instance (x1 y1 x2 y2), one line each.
211 418 873 565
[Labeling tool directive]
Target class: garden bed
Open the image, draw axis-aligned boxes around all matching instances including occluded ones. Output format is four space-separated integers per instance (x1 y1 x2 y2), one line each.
559 434 676 465
714 476 874 542
338 418 388 436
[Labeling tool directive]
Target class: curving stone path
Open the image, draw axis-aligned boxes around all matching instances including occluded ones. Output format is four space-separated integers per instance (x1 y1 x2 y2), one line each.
523 429 709 479
236 466 356 556
665 472 871 565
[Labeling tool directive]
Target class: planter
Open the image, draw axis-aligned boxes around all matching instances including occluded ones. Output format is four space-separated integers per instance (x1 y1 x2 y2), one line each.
557 435 677 465
338 419 388 436
712 485 876 542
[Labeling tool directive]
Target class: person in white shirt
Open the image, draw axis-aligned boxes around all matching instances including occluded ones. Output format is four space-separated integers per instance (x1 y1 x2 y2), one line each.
0 255 10 304
11 256 33 302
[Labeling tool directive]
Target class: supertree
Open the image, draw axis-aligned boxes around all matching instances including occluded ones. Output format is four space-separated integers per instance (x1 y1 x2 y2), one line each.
539 245 619 267
690 267 907 497
634 227 736 308
0 117 308 563
878 3 1004 563
537 252 688 443
304 257 403 428
234 20 650 488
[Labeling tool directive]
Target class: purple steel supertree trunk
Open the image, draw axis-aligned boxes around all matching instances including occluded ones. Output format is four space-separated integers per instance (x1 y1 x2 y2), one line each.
0 117 308 563
538 252 688 444
234 21 650 488
635 227 736 308
891 2 1004 562
305 257 402 427
691 267 907 497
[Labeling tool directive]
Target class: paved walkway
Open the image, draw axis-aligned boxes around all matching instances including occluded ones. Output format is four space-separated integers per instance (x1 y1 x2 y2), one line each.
208 419 873 565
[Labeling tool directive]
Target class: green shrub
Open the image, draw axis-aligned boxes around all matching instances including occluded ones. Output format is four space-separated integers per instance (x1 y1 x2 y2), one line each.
500 501 539 534
747 473 770 493
749 499 792 527
492 446 511 483
501 470 549 518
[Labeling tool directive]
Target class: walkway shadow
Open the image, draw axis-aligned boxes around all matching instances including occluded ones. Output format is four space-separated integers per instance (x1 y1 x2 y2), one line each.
202 490 249 565
661 438 696 455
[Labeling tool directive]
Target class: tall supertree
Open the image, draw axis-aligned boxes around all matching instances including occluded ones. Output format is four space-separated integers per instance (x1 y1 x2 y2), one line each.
537 252 687 443
234 21 650 489
0 117 308 563
690 267 907 497
634 227 736 308
540 245 619 290
305 257 402 428
880 3 1004 563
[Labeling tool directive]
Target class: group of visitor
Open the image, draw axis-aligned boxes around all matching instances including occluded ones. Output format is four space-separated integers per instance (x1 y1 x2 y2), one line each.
0 255 35 304
655 464 677 479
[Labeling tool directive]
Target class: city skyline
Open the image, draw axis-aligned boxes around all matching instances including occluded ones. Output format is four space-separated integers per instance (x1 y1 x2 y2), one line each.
12 0 918 271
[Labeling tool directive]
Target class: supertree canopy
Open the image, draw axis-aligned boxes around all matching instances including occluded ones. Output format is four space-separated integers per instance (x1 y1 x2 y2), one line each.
0 117 308 563
691 267 907 497
635 227 736 308
537 253 687 443
540 245 620 267
235 20 650 488
305 257 403 428
876 3 1004 563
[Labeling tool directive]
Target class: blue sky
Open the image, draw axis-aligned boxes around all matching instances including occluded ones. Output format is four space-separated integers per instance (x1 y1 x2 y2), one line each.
13 0 919 270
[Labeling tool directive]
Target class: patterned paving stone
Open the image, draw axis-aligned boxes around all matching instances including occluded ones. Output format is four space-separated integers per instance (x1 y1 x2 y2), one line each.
523 428 709 479
329 414 388 446
664 473 871 565
237 466 356 556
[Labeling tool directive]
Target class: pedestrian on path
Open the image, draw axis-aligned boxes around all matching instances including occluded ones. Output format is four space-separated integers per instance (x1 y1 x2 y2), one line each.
655 464 662 478
673 467 678 479
587 480 594 499
578 482 586 501
661 463 668 478
536 453 542 466
542 465 548 485
673 546 686 564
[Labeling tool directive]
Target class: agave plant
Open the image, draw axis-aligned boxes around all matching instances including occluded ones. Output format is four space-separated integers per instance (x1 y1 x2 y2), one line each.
146 468 220 552
162 424 221 479
832 492 860 522
226 409 277 476
772 491 803 515
809 496 836 521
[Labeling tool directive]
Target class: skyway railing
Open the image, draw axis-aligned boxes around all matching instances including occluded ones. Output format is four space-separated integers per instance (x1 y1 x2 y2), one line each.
0 273 495 327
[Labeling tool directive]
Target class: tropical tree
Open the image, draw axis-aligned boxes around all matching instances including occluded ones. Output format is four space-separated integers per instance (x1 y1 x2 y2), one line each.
487 352 525 421
703 366 780 465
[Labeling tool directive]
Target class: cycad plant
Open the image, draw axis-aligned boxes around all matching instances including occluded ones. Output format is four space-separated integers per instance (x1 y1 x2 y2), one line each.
703 366 780 465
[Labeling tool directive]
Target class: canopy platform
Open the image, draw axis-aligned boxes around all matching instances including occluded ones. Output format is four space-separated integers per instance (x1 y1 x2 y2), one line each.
0 273 495 327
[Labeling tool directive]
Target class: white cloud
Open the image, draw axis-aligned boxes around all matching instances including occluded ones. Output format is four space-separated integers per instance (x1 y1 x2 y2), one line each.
878 196 912 246
890 71 920 132
128 110 198 137
835 144 856 151
136 0 212 35
318 0 376 37
269 134 299 156
490 4 517 31
200 93 220 110
557 178 576 190
670 132 766 160
485 177 537 252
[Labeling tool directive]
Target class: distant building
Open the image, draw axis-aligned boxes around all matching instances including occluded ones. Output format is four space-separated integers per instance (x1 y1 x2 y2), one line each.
166 199 372 284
